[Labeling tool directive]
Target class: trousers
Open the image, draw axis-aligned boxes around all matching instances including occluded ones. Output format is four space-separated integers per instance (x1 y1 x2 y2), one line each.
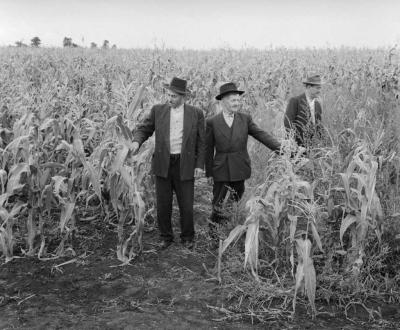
155 155 195 242
210 180 245 225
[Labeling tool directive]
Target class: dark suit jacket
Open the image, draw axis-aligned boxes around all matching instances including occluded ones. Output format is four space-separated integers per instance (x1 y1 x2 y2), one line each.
284 93 322 146
133 103 205 181
205 112 280 182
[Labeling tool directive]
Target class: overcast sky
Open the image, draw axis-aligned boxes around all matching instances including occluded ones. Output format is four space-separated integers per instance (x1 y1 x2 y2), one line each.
1 0 399 49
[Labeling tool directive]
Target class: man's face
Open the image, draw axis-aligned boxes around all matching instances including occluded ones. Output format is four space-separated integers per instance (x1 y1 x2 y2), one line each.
306 84 321 99
167 90 185 108
221 93 241 113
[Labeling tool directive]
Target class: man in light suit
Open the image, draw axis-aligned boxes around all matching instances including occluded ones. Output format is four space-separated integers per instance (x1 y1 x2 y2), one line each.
131 77 205 249
205 82 281 231
284 74 323 147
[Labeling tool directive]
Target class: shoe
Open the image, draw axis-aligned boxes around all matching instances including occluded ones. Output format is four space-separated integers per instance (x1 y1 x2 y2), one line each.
160 240 173 250
182 240 194 250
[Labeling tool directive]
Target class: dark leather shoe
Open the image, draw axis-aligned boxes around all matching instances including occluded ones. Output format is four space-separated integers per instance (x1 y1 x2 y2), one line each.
160 240 173 249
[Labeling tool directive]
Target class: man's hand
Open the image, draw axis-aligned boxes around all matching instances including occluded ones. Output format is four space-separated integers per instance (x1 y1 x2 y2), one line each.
130 141 140 154
194 168 204 179
125 141 140 164
207 177 214 185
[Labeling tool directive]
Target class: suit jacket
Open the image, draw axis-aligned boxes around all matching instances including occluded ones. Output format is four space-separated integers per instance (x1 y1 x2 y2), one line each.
133 103 205 181
205 112 280 182
284 93 322 146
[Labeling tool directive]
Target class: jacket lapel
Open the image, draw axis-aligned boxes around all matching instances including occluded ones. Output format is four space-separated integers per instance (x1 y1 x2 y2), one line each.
298 93 311 121
230 114 242 145
215 112 232 140
182 104 193 148
315 101 322 121
299 93 309 109
159 104 171 152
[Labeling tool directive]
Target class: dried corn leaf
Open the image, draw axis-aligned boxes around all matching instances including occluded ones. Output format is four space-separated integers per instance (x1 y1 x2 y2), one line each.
59 202 75 233
6 163 30 194
288 214 297 243
293 238 316 318
111 145 129 173
340 214 358 246
244 221 259 277
0 193 9 208
221 225 246 254
52 175 67 201
310 221 323 252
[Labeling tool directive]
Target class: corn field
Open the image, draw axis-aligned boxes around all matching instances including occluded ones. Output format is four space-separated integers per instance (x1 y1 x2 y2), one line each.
0 46 399 320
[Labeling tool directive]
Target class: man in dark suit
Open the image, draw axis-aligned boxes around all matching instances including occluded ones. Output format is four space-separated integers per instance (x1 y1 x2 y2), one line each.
205 82 281 230
284 74 323 147
131 77 205 249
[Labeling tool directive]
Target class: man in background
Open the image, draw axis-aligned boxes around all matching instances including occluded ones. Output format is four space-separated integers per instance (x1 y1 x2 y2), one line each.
284 74 323 147
131 77 205 250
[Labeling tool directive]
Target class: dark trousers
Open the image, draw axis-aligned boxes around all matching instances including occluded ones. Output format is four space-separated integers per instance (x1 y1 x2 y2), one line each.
210 180 245 225
155 155 194 243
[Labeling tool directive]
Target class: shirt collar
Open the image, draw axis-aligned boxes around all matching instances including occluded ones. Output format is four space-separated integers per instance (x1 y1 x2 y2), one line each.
223 110 234 118
171 103 184 112
305 92 317 104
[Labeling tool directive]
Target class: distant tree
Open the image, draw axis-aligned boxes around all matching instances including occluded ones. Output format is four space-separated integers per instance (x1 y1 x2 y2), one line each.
31 36 41 47
90 42 97 49
63 37 73 47
111 44 117 49
15 40 28 47
102 40 109 49
63 37 79 48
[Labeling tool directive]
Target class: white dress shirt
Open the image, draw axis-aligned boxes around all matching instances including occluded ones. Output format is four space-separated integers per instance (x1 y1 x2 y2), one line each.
305 94 316 125
222 110 234 128
170 104 184 154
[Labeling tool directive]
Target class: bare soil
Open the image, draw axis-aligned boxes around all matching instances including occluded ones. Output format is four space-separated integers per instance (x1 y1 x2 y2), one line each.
1 219 399 330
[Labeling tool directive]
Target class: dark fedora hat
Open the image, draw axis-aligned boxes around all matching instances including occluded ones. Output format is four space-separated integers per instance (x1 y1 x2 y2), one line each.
302 74 324 86
215 82 244 100
163 77 190 95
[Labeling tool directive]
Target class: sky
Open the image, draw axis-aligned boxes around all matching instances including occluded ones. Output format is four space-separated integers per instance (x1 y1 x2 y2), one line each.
0 0 399 49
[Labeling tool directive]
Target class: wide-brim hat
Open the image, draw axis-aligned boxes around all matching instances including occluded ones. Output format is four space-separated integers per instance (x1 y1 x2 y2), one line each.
215 82 244 100
302 74 324 86
163 77 190 95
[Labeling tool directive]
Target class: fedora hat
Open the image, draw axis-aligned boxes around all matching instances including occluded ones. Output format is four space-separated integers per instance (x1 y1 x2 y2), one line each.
215 82 244 100
302 74 323 86
163 77 190 95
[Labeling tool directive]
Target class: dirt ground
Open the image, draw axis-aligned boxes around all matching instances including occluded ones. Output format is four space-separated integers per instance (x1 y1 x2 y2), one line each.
1 217 399 330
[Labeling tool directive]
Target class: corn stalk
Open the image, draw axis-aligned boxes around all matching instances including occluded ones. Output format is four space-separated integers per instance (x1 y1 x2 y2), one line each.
95 114 152 265
218 145 321 314
336 141 383 277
